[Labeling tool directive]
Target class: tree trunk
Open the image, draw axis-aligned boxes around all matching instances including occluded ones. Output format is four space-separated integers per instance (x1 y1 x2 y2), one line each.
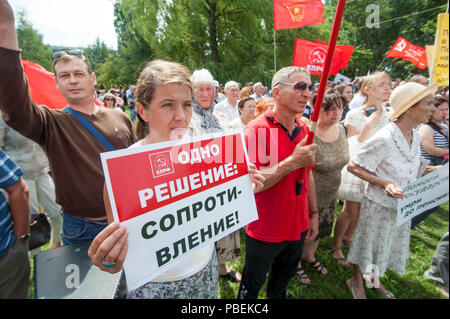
208 0 220 63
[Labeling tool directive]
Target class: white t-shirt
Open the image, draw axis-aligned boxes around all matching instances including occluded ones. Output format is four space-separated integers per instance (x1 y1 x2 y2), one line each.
214 99 240 121
130 139 214 282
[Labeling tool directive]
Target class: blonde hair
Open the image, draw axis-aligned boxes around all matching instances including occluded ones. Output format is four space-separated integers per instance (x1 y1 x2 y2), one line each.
134 60 193 139
360 71 392 100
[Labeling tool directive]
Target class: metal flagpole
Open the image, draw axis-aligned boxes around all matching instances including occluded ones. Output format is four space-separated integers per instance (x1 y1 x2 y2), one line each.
274 29 277 72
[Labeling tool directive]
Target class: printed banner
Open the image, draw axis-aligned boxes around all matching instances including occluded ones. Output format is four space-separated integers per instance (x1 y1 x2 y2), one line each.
386 37 428 70
292 38 344 75
426 45 435 80
101 131 259 291
273 0 324 30
397 163 449 227
432 13 449 86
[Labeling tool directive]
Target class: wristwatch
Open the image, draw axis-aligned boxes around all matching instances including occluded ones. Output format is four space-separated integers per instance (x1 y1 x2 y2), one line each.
18 234 30 240
309 209 319 215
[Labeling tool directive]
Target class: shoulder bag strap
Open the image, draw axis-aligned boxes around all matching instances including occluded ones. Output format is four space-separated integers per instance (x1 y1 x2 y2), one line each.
63 106 116 151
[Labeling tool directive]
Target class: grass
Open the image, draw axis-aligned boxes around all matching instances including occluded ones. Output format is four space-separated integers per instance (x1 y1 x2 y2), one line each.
217 201 449 299
27 202 448 299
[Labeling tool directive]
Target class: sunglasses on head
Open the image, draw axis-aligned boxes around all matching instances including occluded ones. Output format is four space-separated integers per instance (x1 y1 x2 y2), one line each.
51 49 85 61
276 81 314 93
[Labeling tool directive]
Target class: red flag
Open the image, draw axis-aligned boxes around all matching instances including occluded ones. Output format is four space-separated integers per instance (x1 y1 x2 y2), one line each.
292 38 344 75
315 40 354 69
273 0 324 30
386 37 428 70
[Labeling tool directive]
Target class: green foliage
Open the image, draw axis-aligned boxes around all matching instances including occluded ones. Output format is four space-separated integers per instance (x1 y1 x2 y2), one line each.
97 0 333 87
84 38 116 73
336 0 447 80
16 12 53 71
93 0 445 88
94 0 156 88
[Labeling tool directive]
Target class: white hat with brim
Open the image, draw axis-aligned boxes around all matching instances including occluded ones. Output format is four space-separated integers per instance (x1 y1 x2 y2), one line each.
388 82 438 119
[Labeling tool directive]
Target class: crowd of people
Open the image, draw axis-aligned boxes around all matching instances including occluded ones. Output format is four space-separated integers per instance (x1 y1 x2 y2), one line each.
0 0 449 299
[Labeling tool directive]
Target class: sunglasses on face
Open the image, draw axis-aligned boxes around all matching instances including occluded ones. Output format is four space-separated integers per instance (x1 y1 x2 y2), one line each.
276 81 314 93
51 49 85 61
104 98 115 101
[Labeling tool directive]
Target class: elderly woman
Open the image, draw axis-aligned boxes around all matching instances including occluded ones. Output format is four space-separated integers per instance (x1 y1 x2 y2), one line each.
294 92 349 284
332 72 392 266
88 60 264 298
188 69 243 282
229 97 256 130
345 82 438 299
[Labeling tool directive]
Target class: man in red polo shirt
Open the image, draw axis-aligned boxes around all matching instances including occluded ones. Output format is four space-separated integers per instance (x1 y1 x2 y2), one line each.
238 66 318 299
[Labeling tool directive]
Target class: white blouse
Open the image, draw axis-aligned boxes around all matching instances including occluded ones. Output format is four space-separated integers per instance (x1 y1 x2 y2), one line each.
344 106 390 136
353 122 423 210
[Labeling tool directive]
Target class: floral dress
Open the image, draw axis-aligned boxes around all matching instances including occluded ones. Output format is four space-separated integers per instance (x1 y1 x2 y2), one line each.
347 122 423 276
339 107 391 202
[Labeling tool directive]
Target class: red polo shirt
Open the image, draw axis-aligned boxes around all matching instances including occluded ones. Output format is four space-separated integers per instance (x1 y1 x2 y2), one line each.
244 108 311 243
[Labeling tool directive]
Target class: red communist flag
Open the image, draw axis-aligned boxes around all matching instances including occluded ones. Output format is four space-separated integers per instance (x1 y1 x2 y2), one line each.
292 38 344 75
386 37 428 70
315 40 355 69
273 0 325 30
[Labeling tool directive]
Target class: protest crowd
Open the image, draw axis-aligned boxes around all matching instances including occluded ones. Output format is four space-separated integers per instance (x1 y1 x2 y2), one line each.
0 0 449 300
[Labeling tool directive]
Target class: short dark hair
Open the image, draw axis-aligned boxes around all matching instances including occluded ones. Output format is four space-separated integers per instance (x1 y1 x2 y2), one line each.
52 52 93 75
313 91 346 111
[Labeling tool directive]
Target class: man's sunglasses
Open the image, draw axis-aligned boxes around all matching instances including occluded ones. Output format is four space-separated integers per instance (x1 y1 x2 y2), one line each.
51 49 85 61
275 81 315 93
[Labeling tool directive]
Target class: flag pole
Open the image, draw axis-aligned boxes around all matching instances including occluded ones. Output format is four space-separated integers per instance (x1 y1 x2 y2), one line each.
307 0 347 145
274 29 277 72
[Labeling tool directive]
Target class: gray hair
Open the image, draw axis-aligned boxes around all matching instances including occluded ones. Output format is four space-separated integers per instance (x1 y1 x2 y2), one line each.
190 68 214 88
271 66 310 90
225 80 239 91
253 82 263 91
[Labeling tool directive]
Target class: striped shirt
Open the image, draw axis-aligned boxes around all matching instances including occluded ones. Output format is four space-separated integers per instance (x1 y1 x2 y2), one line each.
0 150 23 259
420 123 449 166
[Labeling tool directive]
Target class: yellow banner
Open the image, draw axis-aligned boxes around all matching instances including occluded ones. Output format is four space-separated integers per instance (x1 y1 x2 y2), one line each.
432 13 449 86
426 45 434 79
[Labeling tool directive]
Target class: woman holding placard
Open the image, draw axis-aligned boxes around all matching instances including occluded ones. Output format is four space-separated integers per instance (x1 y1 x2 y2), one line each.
332 72 392 266
88 60 264 298
345 82 439 299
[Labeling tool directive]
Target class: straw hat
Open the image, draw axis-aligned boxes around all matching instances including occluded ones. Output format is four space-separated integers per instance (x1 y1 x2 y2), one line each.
388 82 438 119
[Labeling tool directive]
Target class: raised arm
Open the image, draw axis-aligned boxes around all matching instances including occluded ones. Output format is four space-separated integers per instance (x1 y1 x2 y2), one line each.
0 0 19 50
